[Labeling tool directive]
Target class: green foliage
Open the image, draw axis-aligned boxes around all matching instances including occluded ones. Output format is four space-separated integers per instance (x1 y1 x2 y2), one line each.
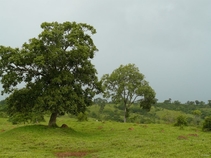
192 110 202 116
192 110 202 125
0 100 6 110
77 112 88 122
0 112 7 118
186 101 195 105
0 100 7 118
174 115 188 127
101 63 156 122
87 104 123 122
202 116 211 131
0 21 102 126
207 100 211 106
173 100 181 105
6 88 45 124
163 98 171 104
87 98 211 126
94 97 107 113
155 102 211 118
8 112 45 125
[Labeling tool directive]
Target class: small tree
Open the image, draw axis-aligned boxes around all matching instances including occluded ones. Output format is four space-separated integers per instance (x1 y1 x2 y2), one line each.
101 64 156 123
174 115 187 127
163 98 171 104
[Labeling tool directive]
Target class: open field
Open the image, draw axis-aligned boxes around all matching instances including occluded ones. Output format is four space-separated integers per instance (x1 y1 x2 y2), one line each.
0 116 211 158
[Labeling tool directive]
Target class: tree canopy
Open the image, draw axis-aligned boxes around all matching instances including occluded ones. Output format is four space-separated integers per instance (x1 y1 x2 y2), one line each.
0 21 102 126
101 64 156 122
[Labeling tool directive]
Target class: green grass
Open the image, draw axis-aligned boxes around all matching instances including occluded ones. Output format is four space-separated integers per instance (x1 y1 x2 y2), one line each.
0 116 211 158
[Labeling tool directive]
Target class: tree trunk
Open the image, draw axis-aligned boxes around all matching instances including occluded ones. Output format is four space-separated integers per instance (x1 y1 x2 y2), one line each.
124 106 127 123
48 112 58 127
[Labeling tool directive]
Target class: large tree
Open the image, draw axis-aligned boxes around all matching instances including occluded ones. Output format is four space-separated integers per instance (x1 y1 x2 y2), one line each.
0 21 102 127
101 64 156 122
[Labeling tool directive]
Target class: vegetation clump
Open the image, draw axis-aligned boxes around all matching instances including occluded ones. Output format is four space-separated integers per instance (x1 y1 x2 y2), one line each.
202 116 211 131
77 112 88 122
174 115 188 127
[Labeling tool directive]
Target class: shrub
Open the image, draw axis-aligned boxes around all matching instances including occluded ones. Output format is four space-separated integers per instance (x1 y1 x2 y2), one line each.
174 115 187 127
140 117 154 124
89 111 98 118
77 112 88 122
202 116 211 131
0 112 7 118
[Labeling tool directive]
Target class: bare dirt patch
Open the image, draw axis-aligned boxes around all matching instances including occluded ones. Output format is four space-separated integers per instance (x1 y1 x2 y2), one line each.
61 124 68 128
177 135 188 140
188 133 198 137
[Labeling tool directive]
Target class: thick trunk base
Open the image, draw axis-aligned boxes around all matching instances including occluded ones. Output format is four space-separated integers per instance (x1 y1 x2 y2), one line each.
48 113 58 127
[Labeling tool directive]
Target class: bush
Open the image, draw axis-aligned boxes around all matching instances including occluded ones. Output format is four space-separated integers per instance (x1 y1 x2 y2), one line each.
77 112 88 122
140 117 154 124
129 115 140 123
202 116 211 131
0 112 7 118
89 111 98 118
174 115 187 127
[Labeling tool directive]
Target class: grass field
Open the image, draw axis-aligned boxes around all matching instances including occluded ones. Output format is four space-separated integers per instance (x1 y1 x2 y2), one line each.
0 116 211 158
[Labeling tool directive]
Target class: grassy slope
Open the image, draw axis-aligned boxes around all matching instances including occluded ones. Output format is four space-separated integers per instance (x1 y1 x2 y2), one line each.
0 116 211 158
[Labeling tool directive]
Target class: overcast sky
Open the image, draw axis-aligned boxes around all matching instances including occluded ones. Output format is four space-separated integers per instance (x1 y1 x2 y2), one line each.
0 0 211 103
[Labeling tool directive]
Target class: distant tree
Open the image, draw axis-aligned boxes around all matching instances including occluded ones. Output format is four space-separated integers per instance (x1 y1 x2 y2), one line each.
186 101 195 105
199 101 205 106
195 100 200 105
208 100 211 106
101 64 156 123
163 98 171 104
192 110 202 125
0 21 102 127
94 97 107 113
173 100 181 105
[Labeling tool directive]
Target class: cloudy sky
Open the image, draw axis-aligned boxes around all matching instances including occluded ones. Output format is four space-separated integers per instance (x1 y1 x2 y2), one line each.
0 0 211 103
